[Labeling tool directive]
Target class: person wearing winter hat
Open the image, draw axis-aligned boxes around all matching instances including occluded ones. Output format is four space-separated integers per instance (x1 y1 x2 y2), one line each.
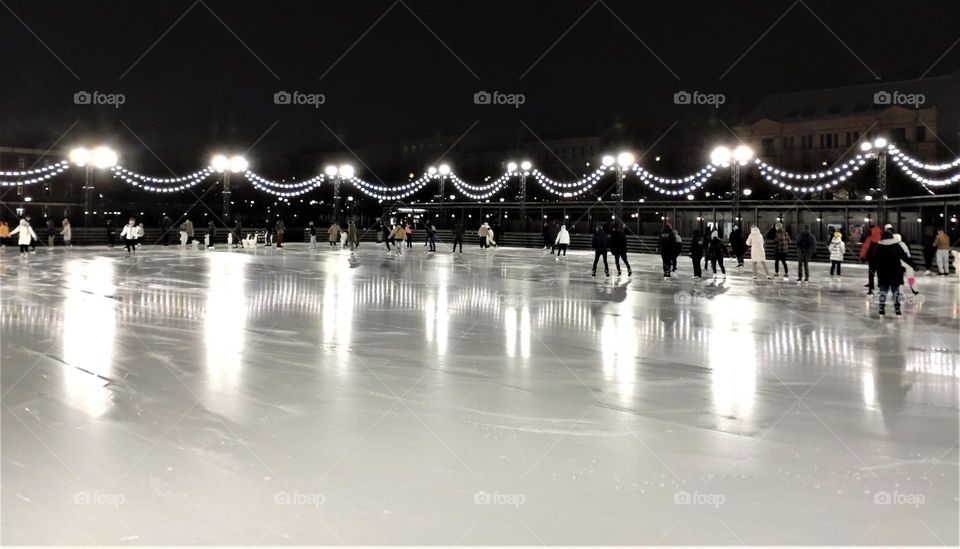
8 218 38 255
795 224 817 282
872 228 917 316
892 233 919 294
746 224 773 280
773 222 790 280
591 225 610 277
657 223 677 277
554 224 570 258
828 231 845 277
706 230 726 278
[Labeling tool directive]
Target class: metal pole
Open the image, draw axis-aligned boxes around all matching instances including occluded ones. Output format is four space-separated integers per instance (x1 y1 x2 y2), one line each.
222 172 231 222
731 162 741 225
519 172 527 232
878 150 887 225
333 176 341 222
615 167 625 223
83 166 92 226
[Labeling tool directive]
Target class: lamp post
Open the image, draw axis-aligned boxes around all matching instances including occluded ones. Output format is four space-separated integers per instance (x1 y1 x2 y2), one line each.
429 164 450 214
860 137 889 225
610 152 635 224
70 146 117 226
325 164 354 222
711 145 753 227
211 154 248 222
508 160 532 230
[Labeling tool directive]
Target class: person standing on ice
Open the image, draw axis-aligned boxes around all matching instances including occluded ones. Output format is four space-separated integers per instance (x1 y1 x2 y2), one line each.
478 222 489 249
689 224 706 279
8 218 38 255
346 220 358 251
205 221 216 249
327 222 340 247
892 233 919 294
746 224 772 280
120 217 138 257
591 225 610 277
389 223 406 253
554 224 570 258
707 230 726 278
485 223 496 248
60 219 72 247
933 228 951 275
451 220 464 253
795 224 816 282
729 224 747 268
273 219 285 248
873 228 916 316
773 222 790 279
656 223 676 277
860 225 882 293
828 231 845 278
233 217 244 248
609 224 631 276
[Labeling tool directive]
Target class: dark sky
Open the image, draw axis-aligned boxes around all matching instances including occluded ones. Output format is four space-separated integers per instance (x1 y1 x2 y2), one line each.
2 0 958 174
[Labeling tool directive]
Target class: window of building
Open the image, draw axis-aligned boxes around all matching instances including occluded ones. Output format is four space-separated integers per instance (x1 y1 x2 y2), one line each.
801 135 813 150
916 126 926 142
761 138 775 156
782 136 795 150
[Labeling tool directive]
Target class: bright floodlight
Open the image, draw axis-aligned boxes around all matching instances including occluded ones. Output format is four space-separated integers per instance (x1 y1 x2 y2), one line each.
338 164 355 179
860 142 873 152
864 195 873 201
427 166 437 175
686 194 695 201
69 147 91 166
616 152 635 168
601 155 615 167
228 155 248 173
733 145 754 165
438 164 451 175
91 146 118 168
520 160 532 171
211 154 229 172
506 162 518 172
873 137 888 149
710 146 732 166
449 194 456 200
742 188 753 196
324 165 338 177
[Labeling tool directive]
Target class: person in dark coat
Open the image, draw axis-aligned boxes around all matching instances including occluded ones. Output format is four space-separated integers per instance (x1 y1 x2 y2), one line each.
609 224 631 276
706 230 726 277
795 224 817 282
591 225 610 277
547 221 560 254
689 224 706 279
234 216 244 248
921 226 936 272
106 218 116 247
729 225 746 268
657 223 676 277
871 229 917 316
452 220 464 253
160 215 173 246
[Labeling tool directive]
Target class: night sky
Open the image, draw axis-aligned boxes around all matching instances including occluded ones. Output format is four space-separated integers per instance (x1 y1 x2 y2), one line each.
2 0 959 177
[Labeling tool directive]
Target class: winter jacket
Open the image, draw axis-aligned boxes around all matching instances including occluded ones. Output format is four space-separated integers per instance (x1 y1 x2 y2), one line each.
275 221 285 235
347 223 358 244
390 226 406 240
657 228 675 256
707 236 725 260
0 222 9 238
934 233 951 250
689 230 706 256
60 223 72 241
8 220 38 245
592 230 609 251
745 227 766 261
796 230 817 258
478 225 489 238
873 238 916 287
453 223 464 237
120 223 137 240
729 227 746 255
828 237 845 261
182 220 194 237
859 226 882 259
555 228 570 245
774 229 791 253
328 224 340 240
609 230 627 254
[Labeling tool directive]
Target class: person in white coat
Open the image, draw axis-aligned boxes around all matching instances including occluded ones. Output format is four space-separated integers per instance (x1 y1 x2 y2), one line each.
8 218 38 255
893 233 918 294
554 225 570 258
119 217 138 257
828 231 845 277
60 219 72 247
485 223 496 248
745 224 772 280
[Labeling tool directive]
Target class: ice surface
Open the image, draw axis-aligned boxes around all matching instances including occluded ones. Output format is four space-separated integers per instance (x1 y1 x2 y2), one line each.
2 243 958 545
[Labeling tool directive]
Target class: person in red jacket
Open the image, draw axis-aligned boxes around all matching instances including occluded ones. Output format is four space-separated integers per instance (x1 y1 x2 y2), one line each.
859 225 882 293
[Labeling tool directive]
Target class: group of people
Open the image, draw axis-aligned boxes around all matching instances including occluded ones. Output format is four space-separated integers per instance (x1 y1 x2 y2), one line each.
1 217 72 256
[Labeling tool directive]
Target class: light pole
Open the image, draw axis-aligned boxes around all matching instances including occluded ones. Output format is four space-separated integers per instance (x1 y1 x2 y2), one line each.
211 154 248 222
711 145 754 227
429 164 450 214
508 160 532 230
70 146 117 226
325 164 354 222
860 137 889 225
611 151 635 224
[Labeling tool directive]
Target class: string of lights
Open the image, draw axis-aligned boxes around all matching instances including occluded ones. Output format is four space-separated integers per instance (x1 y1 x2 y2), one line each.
0 161 70 187
755 155 867 193
244 171 325 189
887 146 960 172
634 164 718 195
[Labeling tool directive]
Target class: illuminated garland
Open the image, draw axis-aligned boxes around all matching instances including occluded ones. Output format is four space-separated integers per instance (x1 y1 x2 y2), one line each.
449 172 511 200
244 171 324 189
0 161 70 186
755 155 867 193
112 166 215 192
349 174 432 201
634 164 717 195
887 146 960 172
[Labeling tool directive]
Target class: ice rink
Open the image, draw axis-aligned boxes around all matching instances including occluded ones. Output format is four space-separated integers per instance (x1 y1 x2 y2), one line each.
2 243 958 545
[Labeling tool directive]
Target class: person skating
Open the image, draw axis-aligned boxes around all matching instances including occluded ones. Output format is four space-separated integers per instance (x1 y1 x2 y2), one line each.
541 222 551 250
730 224 747 268
893 233 919 294
120 217 138 257
388 223 406 253
554 224 570 258
183 218 195 247
478 222 489 249
860 225 882 293
921 226 936 274
689 224 706 279
795 224 817 282
547 221 560 254
452 220 464 253
404 224 413 248
60 219 72 247
160 215 173 246
872 229 916 316
828 231 845 278
233 217 244 248
670 226 682 272
591 225 610 277
773 222 790 279
327 222 340 247
106 218 116 247
347 221 359 251
136 223 145 247
707 230 726 278
485 223 497 248
746 224 772 280
933 228 951 275
45 218 56 250
8 218 38 256
205 221 216 249
656 223 676 277
273 219 285 248
609 225 631 276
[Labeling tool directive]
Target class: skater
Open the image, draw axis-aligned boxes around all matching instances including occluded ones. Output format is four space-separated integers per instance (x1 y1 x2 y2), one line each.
934 228 951 275
328 222 340 247
730 224 747 268
160 215 173 246
548 221 560 254
921 226 936 274
893 233 919 294
872 228 916 316
60 219 72 247
554 224 570 257
860 225 882 293
542 222 551 249
183 218 195 247
136 223 145 247
707 230 726 278
609 224 631 276
205 221 216 249
478 222 489 249
428 223 438 252
591 225 610 277
274 219 285 248
773 222 790 279
346 220 359 251
657 223 676 277
8 218 38 255
452 219 464 253
374 218 390 251
389 223 406 252
795 224 817 282
307 221 318 248
828 231 845 277
746 224 772 280
46 218 57 249
689 224 706 279
120 217 138 256
106 218 116 247
671 226 682 272
234 217 244 248
486 223 497 248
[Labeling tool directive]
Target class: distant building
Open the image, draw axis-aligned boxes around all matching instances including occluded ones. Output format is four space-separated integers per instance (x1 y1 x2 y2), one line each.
734 73 960 172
